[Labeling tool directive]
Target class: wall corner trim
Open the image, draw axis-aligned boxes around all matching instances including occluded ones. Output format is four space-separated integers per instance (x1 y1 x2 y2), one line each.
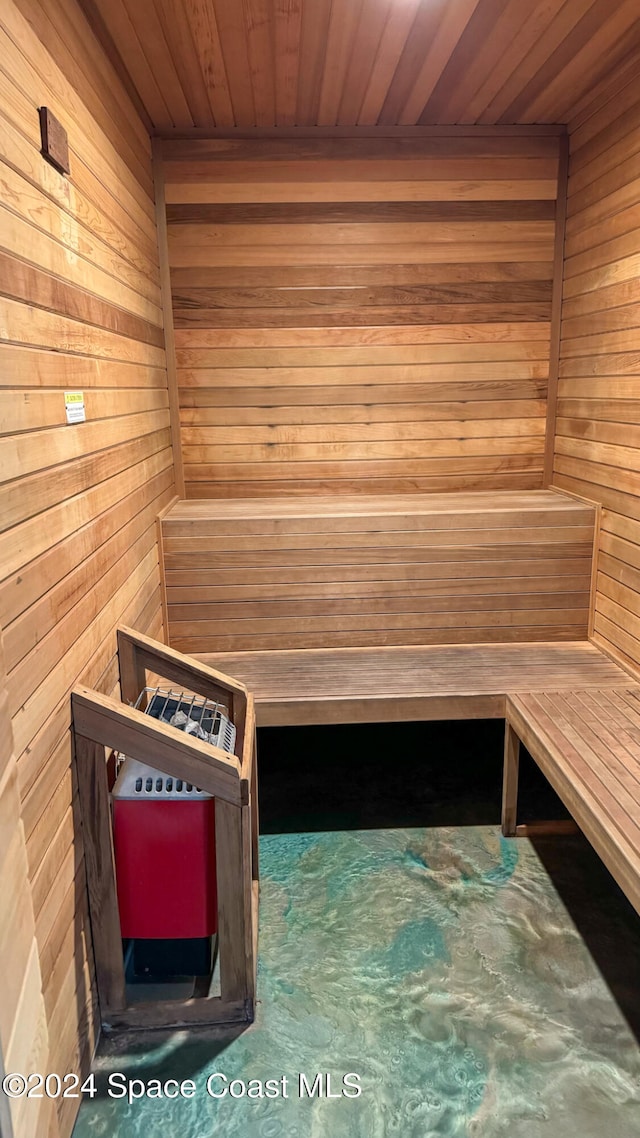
152 138 185 499
543 132 569 487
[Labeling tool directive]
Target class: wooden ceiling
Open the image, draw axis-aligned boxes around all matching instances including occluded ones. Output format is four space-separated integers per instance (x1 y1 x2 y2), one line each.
81 0 640 132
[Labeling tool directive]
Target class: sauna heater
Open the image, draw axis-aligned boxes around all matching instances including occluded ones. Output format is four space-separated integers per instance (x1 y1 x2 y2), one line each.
111 687 236 978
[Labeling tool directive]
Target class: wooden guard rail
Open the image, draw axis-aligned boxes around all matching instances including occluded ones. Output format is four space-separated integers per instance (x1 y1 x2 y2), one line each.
71 627 259 1031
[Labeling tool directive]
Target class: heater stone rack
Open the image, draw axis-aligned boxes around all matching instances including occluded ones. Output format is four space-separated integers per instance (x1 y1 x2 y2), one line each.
113 686 237 799
71 626 259 1032
134 685 237 753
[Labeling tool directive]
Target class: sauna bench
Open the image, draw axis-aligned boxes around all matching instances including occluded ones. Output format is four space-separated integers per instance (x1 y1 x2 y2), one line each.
162 489 596 655
502 688 640 916
192 642 631 727
198 640 640 920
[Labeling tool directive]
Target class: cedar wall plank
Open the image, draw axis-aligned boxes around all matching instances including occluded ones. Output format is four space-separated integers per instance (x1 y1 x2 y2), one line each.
0 3 174 1136
553 73 640 676
161 136 559 497
0 634 57 1138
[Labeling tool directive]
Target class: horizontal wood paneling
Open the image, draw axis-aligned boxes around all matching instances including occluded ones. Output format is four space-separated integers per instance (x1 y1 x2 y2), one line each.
0 634 56 1138
163 137 559 498
0 4 174 1136
162 490 594 653
553 72 640 676
81 0 640 130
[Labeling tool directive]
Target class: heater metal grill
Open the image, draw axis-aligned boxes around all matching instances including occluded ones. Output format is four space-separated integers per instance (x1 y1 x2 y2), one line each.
112 686 236 801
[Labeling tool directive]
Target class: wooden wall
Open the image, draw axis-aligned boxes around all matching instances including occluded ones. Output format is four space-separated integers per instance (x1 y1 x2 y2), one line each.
552 73 640 676
0 633 56 1138
162 135 560 498
0 2 175 1134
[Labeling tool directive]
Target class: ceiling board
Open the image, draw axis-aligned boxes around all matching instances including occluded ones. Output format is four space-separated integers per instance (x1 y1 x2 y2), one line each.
81 0 640 130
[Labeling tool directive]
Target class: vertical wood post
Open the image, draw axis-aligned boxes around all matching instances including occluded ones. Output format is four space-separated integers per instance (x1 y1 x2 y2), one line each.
117 628 147 707
587 503 602 640
502 720 521 837
250 722 260 883
156 512 171 645
74 733 127 1015
241 802 256 1003
215 799 252 1004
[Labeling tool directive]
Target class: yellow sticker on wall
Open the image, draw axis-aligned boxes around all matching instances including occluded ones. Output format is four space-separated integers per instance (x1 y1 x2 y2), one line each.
64 391 86 424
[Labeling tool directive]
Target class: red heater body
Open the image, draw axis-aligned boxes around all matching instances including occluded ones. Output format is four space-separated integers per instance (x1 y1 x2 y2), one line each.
112 784 217 939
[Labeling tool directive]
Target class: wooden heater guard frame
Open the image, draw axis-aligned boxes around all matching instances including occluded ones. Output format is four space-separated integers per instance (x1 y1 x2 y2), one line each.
71 626 259 1031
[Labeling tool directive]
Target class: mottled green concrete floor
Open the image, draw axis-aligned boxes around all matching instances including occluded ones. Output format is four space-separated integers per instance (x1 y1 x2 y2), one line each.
73 824 640 1138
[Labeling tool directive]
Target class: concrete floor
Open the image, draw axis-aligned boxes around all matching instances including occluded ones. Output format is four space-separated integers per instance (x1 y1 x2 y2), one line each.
73 721 640 1137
